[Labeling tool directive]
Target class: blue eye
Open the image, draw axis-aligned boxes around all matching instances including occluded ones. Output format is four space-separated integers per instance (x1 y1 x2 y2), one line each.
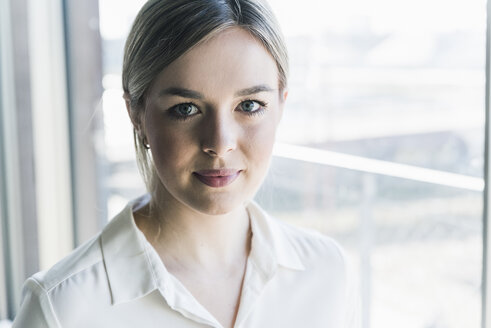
169 103 199 119
239 100 261 113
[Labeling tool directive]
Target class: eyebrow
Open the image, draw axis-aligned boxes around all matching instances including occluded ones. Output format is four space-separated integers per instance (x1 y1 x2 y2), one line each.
158 84 275 99
234 85 275 97
158 87 203 99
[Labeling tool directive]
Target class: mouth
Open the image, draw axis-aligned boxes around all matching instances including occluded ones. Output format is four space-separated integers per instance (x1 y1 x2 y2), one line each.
193 169 242 188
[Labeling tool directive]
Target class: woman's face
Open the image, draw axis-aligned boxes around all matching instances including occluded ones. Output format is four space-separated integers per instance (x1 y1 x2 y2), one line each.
141 27 287 215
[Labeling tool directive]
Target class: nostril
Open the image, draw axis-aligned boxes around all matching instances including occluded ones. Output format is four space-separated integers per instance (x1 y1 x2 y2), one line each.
204 148 218 156
201 121 237 156
202 143 235 157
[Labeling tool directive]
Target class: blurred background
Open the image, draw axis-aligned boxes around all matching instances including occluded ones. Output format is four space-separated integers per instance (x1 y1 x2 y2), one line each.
0 0 487 327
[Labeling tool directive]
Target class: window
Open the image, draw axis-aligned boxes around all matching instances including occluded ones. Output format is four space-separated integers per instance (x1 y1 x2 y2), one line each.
98 0 486 326
0 0 486 326
264 0 485 326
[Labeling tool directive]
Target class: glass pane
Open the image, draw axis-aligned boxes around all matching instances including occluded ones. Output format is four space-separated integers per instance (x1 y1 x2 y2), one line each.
269 0 485 176
99 0 147 218
264 0 485 326
256 158 482 327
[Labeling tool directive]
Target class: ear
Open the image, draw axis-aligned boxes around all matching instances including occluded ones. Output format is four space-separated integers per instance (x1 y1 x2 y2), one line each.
277 89 288 123
282 89 288 102
123 93 145 136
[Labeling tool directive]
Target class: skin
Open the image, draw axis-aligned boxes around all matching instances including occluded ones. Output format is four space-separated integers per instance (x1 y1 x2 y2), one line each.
125 27 287 328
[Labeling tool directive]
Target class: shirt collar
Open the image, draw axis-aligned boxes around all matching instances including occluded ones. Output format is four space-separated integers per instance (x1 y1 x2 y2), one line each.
100 196 160 305
100 197 306 306
247 200 306 273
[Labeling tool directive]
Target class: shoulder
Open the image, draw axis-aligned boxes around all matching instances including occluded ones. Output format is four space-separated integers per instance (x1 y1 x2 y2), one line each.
256 209 361 325
14 234 107 327
268 214 361 326
29 200 138 293
272 216 347 269
248 199 346 272
30 233 104 294
14 201 151 326
248 201 347 271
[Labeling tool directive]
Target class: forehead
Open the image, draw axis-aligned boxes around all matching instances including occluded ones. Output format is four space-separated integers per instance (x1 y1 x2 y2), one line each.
150 27 279 97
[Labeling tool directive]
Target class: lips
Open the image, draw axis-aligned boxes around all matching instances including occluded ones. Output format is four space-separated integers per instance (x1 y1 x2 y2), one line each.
193 169 241 188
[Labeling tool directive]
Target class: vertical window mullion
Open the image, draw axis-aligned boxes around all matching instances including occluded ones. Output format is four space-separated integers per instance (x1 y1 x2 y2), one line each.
483 0 491 326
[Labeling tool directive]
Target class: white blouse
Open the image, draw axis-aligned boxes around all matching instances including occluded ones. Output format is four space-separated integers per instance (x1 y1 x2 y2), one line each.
13 197 360 328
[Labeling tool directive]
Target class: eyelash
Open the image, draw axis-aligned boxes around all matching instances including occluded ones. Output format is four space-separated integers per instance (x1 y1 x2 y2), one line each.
240 99 268 117
167 99 268 121
167 102 200 121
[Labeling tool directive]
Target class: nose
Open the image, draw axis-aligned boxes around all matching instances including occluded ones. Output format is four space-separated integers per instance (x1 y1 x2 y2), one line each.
201 113 237 157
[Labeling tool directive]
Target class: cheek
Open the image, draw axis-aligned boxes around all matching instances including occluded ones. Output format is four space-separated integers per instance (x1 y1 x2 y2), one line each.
243 118 278 166
147 124 197 173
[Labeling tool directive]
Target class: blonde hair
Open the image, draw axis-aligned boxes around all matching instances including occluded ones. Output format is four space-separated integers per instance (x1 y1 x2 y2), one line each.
122 0 288 210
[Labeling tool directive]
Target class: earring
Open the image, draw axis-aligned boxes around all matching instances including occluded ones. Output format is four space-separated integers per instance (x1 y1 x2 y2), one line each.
142 135 150 150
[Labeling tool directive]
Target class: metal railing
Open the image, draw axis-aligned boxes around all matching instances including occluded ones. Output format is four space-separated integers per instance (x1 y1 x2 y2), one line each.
273 142 484 192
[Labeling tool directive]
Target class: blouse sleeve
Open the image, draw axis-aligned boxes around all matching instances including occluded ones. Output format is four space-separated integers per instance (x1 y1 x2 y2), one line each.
12 278 59 328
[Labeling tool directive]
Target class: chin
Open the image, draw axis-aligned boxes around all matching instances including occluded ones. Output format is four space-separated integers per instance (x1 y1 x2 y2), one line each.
190 194 247 216
157 177 260 216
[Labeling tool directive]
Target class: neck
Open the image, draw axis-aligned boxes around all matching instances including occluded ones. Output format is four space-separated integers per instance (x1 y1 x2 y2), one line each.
134 196 252 273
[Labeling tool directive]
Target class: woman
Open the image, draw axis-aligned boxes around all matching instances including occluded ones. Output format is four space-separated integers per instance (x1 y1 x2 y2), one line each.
13 0 359 327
